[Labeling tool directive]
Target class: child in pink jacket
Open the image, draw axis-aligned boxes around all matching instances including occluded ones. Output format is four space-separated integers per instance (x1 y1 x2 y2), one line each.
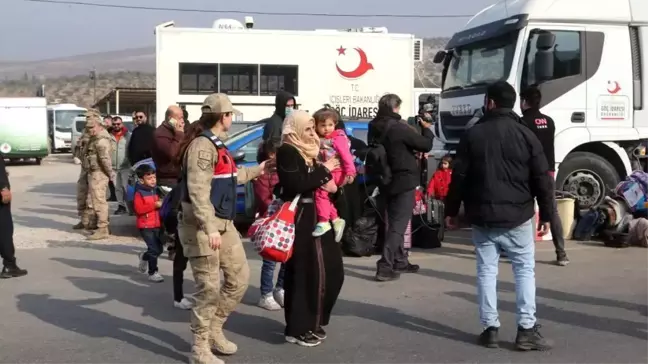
312 108 357 242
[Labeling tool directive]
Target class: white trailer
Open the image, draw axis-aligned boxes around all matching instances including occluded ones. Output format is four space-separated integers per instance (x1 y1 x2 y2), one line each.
0 97 49 164
155 19 422 125
432 0 648 209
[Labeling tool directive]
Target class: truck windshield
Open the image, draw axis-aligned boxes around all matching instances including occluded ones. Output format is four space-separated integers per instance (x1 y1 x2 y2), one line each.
443 31 519 90
55 110 85 132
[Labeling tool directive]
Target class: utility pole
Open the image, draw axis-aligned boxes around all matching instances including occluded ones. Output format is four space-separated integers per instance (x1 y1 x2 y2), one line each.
89 68 97 105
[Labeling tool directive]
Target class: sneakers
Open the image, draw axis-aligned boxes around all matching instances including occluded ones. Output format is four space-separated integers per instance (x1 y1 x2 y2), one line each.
515 324 553 351
137 252 147 274
273 288 285 307
331 218 346 243
312 222 332 237
478 326 499 348
285 331 322 347
375 270 400 282
148 272 164 282
395 263 420 274
174 297 194 310
258 293 282 311
312 327 327 340
556 253 570 266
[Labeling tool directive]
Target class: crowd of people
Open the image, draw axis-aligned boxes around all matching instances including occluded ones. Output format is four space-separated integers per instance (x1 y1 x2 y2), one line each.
0 79 572 363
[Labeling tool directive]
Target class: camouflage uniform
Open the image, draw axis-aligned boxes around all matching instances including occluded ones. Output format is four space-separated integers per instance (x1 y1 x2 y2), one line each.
73 119 97 230
84 113 114 240
178 93 261 364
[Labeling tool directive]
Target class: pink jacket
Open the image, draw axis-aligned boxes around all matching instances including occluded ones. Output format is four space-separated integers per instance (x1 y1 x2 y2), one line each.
320 129 356 177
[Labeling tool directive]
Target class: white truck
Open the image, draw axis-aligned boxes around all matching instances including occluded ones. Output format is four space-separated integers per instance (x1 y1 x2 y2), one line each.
432 0 648 209
0 97 49 164
47 103 87 153
155 18 422 124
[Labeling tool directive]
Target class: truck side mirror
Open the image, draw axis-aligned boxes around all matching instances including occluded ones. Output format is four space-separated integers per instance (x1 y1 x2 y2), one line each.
534 32 556 83
433 50 447 64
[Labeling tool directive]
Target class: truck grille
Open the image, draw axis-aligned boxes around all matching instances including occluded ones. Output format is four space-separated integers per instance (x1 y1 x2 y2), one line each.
440 112 472 141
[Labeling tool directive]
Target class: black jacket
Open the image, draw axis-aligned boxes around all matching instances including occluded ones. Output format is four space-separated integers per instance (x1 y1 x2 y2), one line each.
445 108 553 228
127 123 156 165
0 153 9 191
521 108 556 171
368 111 434 195
261 92 296 142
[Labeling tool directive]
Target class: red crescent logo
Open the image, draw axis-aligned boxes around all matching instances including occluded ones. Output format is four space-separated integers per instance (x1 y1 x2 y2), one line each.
607 81 621 94
335 46 374 79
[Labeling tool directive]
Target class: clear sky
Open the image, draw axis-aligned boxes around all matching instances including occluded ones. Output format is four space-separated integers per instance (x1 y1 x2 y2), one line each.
1 0 495 61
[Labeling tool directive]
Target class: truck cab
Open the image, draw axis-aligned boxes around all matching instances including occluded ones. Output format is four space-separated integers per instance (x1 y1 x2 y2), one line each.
433 0 648 209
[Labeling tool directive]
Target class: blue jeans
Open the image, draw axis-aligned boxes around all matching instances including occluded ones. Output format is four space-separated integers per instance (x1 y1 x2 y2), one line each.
472 218 536 330
260 259 285 295
140 228 163 275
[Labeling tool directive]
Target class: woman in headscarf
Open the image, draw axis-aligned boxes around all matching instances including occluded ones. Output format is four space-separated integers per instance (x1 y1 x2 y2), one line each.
276 110 344 347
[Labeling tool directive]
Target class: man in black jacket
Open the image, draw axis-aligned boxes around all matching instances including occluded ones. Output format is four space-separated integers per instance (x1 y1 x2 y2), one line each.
260 91 296 142
127 111 155 165
520 85 569 266
0 154 28 279
369 94 434 282
445 81 553 351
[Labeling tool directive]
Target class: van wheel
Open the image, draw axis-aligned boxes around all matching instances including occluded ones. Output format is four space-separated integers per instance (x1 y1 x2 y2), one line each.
555 151 620 209
35 158 42 165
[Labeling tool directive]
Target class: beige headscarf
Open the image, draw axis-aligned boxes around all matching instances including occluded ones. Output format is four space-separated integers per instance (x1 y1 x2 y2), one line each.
281 110 320 166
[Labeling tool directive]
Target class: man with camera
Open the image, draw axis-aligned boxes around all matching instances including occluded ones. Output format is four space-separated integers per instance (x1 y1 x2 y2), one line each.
368 94 434 282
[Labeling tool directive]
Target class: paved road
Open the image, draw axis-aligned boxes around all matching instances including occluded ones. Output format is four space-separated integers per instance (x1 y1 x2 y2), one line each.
1 155 647 363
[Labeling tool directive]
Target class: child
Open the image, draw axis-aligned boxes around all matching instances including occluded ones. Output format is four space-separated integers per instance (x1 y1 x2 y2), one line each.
133 164 164 282
253 139 286 311
427 155 452 201
312 108 357 242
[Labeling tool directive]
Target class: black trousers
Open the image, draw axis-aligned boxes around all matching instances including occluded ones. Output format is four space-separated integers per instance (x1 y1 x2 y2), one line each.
376 188 416 272
0 203 16 265
173 233 188 302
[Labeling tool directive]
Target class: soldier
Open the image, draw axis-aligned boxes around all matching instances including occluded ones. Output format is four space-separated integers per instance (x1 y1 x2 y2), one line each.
177 93 270 364
84 111 114 240
73 112 98 231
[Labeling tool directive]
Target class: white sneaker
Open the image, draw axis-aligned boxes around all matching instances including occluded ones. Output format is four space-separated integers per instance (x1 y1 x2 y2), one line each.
273 288 285 307
148 272 164 282
174 297 194 310
258 293 282 311
137 252 147 274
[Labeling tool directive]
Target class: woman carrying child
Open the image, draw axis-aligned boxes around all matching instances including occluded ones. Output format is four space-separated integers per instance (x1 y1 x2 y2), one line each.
312 108 357 242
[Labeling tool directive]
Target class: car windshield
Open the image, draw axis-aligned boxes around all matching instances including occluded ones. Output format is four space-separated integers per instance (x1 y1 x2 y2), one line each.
224 124 262 147
55 110 85 132
443 30 519 90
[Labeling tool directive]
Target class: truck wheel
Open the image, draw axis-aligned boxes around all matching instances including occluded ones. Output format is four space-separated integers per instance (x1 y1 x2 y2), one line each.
35 158 42 165
556 151 620 209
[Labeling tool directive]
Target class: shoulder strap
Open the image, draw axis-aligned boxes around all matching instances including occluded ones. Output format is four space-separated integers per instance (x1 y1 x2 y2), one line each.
201 130 226 149
377 121 395 145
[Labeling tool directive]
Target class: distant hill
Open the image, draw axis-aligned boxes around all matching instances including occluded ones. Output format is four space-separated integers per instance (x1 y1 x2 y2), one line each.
0 37 448 107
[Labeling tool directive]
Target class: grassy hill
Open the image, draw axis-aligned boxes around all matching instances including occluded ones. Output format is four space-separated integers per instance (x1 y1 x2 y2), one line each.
0 37 448 107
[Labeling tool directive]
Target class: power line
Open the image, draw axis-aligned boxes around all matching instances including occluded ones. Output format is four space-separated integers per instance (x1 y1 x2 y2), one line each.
22 0 474 18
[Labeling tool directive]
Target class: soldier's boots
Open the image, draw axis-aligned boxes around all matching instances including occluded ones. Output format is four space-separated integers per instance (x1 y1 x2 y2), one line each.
210 318 237 355
190 334 224 364
72 222 86 230
87 227 110 241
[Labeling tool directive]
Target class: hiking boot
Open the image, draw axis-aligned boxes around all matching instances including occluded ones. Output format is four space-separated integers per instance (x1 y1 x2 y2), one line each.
312 222 332 237
285 331 322 347
114 206 127 215
478 326 499 348
515 324 553 351
331 218 346 243
210 317 237 355
72 222 87 230
556 253 570 266
395 263 420 274
0 262 28 279
375 270 400 282
190 333 223 364
87 228 110 241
